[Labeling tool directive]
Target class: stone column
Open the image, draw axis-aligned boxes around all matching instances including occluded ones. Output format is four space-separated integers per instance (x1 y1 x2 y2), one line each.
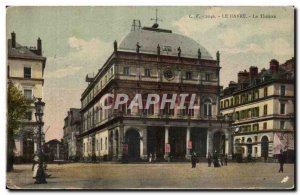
206 129 213 157
164 126 169 159
226 132 233 159
196 95 201 118
186 127 191 159
142 128 147 160
225 133 229 156
154 101 160 116
118 125 124 160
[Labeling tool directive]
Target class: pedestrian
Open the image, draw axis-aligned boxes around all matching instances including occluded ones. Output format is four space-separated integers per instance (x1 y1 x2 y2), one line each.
32 153 39 178
278 149 285 173
264 153 268 162
207 152 212 167
149 153 153 163
213 150 220 168
220 154 224 166
224 154 228 166
191 152 196 168
246 153 250 162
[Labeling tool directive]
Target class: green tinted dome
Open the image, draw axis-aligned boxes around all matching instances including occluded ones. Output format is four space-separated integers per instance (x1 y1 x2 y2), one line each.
119 28 213 60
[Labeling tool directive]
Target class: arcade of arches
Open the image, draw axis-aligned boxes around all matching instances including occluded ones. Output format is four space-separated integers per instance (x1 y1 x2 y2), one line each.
107 126 232 161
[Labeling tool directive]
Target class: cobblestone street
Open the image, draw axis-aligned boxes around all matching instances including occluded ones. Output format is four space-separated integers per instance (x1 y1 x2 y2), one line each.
7 162 294 190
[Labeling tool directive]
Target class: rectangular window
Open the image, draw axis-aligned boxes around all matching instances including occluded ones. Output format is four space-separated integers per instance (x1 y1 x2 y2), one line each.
96 139 98 151
252 124 257 131
145 68 151 77
235 111 239 120
105 137 108 150
263 105 268 116
25 111 32 121
264 87 268 97
280 103 285 114
280 121 285 129
263 122 267 130
101 138 103 150
24 67 31 78
186 71 192 80
280 85 286 96
7 66 10 77
24 89 32 100
205 73 211 81
123 67 129 75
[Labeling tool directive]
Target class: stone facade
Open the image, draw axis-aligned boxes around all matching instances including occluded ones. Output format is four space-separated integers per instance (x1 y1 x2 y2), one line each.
63 108 82 161
220 58 295 161
79 22 232 162
7 32 46 162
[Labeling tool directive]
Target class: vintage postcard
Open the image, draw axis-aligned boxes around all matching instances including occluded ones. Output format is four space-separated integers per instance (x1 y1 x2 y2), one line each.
6 6 295 190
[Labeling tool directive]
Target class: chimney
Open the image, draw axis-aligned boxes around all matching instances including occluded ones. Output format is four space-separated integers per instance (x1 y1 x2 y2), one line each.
237 70 249 83
249 66 258 79
11 32 16 48
37 37 42 56
270 59 279 73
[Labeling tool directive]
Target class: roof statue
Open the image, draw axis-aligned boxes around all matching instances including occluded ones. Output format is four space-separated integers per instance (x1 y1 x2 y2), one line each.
136 42 141 53
157 44 160 55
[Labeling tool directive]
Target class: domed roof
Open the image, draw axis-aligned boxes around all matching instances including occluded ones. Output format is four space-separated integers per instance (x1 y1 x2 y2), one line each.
118 28 213 60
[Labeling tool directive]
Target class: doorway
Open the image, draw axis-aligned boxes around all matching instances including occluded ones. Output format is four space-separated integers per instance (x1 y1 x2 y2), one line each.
125 129 140 160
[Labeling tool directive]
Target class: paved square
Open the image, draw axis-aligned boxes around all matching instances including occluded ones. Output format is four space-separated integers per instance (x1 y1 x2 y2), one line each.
7 162 294 190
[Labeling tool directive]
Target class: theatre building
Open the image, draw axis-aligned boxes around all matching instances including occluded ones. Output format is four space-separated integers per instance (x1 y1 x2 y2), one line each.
220 58 295 161
78 20 231 161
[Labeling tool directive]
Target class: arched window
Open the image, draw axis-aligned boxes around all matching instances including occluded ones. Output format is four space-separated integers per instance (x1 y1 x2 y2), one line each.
203 99 212 117
142 94 154 115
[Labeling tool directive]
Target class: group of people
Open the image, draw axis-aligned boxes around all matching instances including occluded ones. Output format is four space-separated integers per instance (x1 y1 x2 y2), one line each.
191 151 228 168
148 153 157 163
207 151 228 168
32 152 51 178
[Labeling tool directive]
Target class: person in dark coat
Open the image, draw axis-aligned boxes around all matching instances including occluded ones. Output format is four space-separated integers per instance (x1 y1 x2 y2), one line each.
224 154 228 166
191 152 197 168
213 150 220 167
278 150 285 173
207 152 212 167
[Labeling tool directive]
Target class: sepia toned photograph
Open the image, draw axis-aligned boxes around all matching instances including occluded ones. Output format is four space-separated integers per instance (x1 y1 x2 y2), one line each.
6 6 295 190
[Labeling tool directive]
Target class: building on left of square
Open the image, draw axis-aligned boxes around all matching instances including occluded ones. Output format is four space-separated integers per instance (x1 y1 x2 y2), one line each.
7 32 46 163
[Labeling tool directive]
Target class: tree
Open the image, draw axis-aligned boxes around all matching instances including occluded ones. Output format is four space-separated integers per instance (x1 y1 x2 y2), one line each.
7 82 32 172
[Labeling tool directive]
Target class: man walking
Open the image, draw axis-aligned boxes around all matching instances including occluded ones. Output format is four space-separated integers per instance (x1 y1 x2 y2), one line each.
278 150 285 173
191 152 197 168
207 152 212 167
213 150 220 167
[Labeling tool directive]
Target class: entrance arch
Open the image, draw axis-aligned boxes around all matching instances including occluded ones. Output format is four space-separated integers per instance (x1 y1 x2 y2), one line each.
261 136 269 159
213 131 225 155
125 129 140 160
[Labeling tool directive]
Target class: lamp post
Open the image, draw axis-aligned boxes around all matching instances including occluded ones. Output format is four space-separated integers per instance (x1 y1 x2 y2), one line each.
34 98 47 184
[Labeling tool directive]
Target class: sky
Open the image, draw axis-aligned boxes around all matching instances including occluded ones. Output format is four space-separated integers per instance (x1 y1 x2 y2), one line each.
6 6 294 141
